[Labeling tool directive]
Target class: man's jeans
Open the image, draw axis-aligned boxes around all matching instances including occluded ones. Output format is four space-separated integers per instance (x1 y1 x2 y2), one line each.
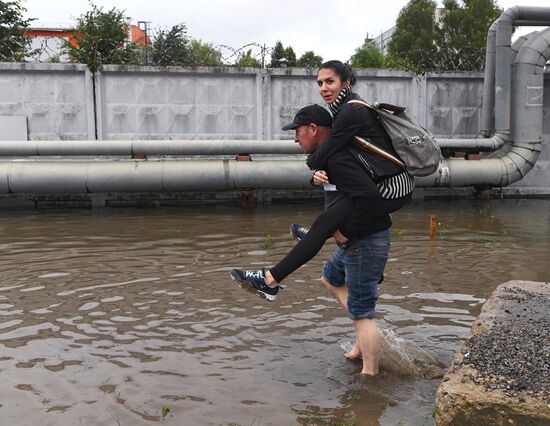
322 228 391 320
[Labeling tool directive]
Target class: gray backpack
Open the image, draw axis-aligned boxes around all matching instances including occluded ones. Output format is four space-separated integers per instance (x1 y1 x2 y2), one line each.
349 100 442 177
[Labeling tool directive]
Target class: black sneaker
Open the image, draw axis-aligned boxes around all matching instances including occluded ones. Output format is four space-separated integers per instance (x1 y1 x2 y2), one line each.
229 268 280 301
290 223 309 241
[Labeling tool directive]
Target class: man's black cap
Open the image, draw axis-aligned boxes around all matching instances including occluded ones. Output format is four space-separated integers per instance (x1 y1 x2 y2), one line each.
281 104 332 130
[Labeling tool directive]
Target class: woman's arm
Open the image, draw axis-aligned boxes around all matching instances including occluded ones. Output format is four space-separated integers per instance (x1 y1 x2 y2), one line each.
306 105 363 170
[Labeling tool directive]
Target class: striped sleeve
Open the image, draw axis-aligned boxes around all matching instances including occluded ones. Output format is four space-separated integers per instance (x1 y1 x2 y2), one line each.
377 171 415 199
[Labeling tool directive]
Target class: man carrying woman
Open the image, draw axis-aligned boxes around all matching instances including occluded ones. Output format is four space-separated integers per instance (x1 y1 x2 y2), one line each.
230 60 413 376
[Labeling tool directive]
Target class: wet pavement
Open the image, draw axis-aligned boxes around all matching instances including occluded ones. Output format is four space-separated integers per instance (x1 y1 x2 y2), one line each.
0 198 549 425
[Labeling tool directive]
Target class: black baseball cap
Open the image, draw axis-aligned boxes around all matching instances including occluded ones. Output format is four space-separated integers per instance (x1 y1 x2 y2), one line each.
281 104 332 130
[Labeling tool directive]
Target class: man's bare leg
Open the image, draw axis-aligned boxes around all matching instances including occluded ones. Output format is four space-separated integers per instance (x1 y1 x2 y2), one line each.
354 318 381 376
320 278 362 359
320 277 347 312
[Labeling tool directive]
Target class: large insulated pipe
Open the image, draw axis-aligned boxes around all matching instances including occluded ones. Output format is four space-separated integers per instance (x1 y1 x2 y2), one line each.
417 27 549 187
0 140 302 156
478 28 531 138
479 21 497 138
0 159 313 193
440 6 550 152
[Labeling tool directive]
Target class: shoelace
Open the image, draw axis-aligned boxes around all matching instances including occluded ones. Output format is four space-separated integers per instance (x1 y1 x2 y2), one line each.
245 270 264 280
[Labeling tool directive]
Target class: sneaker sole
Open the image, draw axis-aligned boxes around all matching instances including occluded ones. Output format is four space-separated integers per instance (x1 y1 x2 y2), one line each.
229 271 277 302
289 226 302 242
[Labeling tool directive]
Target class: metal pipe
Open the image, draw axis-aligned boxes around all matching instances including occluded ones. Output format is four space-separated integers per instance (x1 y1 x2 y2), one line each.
419 27 549 188
446 7 550 152
480 21 497 138
436 133 509 152
0 140 302 157
0 160 314 193
495 7 550 130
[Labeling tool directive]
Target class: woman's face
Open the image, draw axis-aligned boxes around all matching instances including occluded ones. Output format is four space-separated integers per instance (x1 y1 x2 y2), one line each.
316 68 350 104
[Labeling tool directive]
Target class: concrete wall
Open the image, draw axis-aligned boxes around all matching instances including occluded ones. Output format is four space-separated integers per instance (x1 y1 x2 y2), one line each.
0 63 492 141
0 63 95 140
0 62 548 193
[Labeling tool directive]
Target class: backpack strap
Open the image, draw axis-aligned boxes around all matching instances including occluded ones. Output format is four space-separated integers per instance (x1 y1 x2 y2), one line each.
354 136 405 168
348 99 371 109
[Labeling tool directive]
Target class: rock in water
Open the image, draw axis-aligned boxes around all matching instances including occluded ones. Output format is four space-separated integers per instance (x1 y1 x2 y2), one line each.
435 280 550 426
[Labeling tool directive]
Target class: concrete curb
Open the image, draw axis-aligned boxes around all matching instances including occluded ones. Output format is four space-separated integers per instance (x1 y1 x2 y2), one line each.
435 281 550 425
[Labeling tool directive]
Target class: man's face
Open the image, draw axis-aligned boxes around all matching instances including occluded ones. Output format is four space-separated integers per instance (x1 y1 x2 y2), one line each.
294 124 321 153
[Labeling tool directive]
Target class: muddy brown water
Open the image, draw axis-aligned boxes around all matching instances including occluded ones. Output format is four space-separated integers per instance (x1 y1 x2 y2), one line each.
0 198 548 425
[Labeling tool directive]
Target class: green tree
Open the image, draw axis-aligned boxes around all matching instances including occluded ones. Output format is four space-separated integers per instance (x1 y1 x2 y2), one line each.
270 41 297 67
270 41 285 67
188 39 222 65
63 3 142 72
297 50 323 67
152 23 190 65
436 0 502 70
387 0 439 73
0 0 33 61
349 41 385 68
234 49 261 67
284 45 297 67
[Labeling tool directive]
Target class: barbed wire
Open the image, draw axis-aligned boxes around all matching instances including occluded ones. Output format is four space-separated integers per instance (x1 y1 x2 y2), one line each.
215 42 273 67
1 36 278 67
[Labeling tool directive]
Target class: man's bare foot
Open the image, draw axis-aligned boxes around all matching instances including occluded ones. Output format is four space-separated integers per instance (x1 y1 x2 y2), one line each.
344 341 362 360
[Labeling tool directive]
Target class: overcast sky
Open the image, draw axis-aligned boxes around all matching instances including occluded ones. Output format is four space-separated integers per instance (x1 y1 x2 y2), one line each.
22 0 550 62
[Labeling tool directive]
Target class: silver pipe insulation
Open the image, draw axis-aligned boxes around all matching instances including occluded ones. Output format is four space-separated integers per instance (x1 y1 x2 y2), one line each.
479 21 497 138
0 140 302 156
446 6 550 152
418 26 549 187
0 160 314 193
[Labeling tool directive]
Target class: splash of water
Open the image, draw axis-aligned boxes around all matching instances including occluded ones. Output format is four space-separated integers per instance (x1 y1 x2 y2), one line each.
341 328 446 379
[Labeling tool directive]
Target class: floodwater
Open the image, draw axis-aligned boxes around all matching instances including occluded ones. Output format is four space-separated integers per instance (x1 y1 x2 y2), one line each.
0 198 548 426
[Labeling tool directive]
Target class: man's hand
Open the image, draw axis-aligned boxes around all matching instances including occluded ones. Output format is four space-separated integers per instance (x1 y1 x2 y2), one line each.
312 170 329 186
332 229 348 244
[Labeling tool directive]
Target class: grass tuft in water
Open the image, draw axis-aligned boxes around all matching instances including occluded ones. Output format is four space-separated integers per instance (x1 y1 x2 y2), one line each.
260 234 274 250
161 406 170 419
392 228 406 240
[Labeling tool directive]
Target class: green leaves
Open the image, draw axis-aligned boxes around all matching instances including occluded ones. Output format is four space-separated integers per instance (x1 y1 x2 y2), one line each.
0 0 33 61
349 41 385 69
235 49 262 68
387 0 502 73
388 0 439 73
270 41 296 67
152 23 190 66
63 3 143 73
188 39 223 66
297 51 323 68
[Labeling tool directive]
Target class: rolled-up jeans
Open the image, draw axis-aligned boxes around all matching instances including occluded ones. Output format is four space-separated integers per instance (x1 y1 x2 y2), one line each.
322 228 391 320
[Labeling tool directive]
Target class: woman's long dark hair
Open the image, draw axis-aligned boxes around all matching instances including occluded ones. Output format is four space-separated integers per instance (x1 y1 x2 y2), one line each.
318 60 357 86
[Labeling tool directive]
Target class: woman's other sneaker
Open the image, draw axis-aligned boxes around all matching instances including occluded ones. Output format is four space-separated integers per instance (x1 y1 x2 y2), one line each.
290 223 309 241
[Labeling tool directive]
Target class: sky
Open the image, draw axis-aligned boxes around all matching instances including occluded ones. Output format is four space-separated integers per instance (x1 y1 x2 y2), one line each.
22 0 550 62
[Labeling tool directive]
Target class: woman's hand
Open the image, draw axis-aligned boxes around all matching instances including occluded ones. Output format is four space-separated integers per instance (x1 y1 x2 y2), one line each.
312 170 329 186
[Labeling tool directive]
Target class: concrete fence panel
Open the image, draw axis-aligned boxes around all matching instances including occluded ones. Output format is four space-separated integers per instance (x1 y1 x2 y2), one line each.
0 63 94 140
96 66 260 141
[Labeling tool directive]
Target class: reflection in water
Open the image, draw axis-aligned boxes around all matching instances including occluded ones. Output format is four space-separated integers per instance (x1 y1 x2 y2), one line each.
0 199 548 425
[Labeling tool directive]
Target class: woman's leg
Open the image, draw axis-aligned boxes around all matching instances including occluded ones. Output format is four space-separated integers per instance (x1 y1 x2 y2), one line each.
268 197 353 283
